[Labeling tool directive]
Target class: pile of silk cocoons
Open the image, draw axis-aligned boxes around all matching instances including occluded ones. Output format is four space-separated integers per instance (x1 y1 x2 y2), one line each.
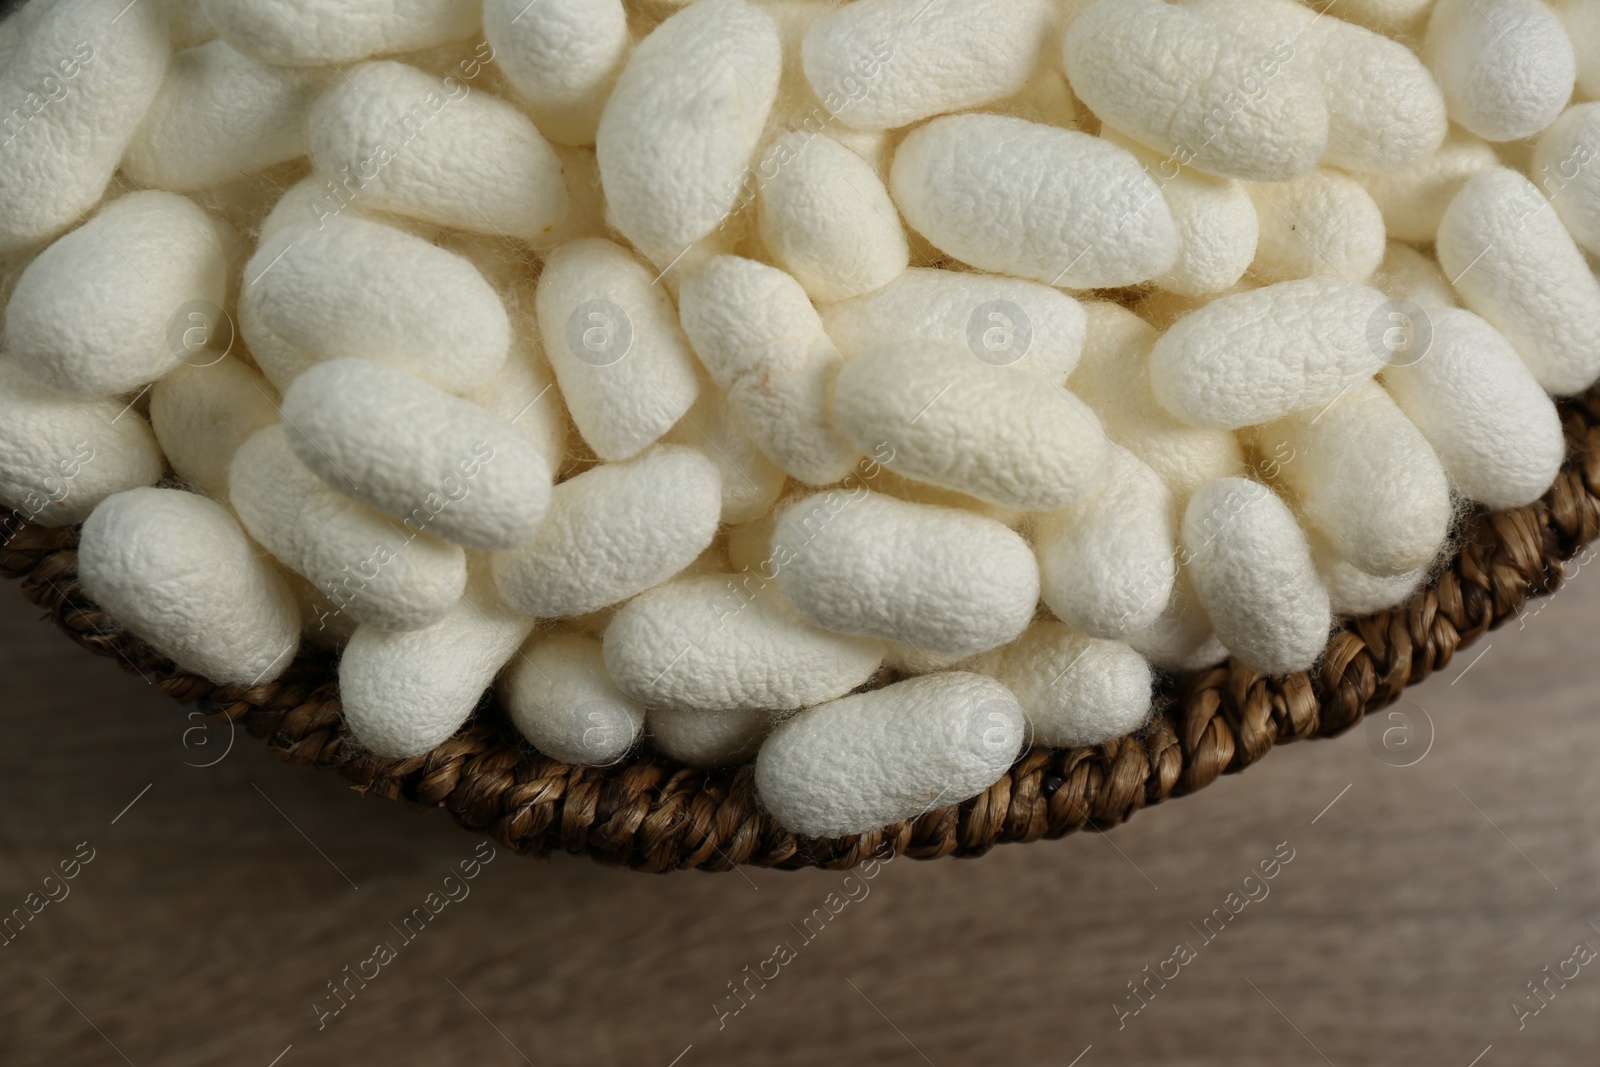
1 0 1597 839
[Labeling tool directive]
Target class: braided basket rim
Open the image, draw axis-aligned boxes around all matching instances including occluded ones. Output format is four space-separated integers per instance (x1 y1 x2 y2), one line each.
6 388 1600 872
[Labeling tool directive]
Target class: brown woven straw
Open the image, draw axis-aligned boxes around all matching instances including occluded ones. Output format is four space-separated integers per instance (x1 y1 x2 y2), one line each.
6 388 1600 873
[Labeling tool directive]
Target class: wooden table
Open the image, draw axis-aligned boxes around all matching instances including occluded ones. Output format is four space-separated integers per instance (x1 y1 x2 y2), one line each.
2 569 1596 1067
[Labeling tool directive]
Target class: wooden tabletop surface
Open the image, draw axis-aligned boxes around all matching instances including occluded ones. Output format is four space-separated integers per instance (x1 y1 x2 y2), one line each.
1 566 1596 1067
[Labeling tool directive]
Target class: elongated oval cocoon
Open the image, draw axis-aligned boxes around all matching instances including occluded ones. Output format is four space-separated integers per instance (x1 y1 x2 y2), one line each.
308 61 567 241
1531 103 1600 258
1255 380 1452 577
1436 167 1600 396
772 491 1039 658
1062 0 1329 181
1565 0 1600 100
595 0 780 263
206 0 479 66
1125 567 1229 672
603 573 885 713
647 705 774 769
534 238 702 461
1148 278 1389 429
461 338 569 478
833 342 1109 511
973 622 1153 749
1371 241 1460 314
678 256 860 484
800 0 1054 129
123 41 327 191
664 387 788 524
339 571 535 759
281 359 551 551
1309 533 1424 619
491 445 720 618
484 0 630 146
5 192 228 398
501 634 645 766
1185 0 1447 172
1383 308 1565 510
1248 170 1387 283
149 357 281 501
1354 126 1499 244
0 0 170 252
240 215 510 391
1068 302 1245 501
754 672 1025 838
756 132 908 303
0 361 164 526
1101 129 1259 298
890 113 1179 288
230 425 468 632
822 268 1086 384
1424 0 1575 142
1183 477 1331 674
78 488 300 686
1036 447 1175 641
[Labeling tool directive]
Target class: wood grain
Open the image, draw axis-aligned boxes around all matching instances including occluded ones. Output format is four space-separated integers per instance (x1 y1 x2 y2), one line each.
1 570 1597 1067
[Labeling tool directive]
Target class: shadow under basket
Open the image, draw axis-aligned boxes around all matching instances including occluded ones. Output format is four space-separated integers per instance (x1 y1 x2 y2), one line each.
7 389 1600 873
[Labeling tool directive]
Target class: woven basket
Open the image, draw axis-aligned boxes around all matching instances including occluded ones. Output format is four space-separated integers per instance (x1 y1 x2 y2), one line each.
6 388 1600 872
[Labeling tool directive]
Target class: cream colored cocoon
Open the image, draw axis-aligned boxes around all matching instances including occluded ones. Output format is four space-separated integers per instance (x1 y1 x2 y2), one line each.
78 488 300 686
800 0 1055 129
1309 532 1424 619
204 0 480 66
534 238 702 461
677 256 860 485
1383 307 1565 510
1036 447 1176 641
5 192 228 398
280 359 551 551
1315 0 1434 40
595 0 781 264
1354 126 1499 245
1062 0 1329 182
1564 0 1600 100
754 672 1025 839
833 342 1109 512
1254 380 1452 577
149 357 281 501
890 113 1179 289
1436 167 1600 396
123 41 327 191
755 132 909 303
500 634 645 766
973 622 1153 750
821 268 1087 385
771 490 1039 658
1423 0 1575 142
1247 170 1387 283
0 0 169 252
1532 103 1600 258
483 0 630 146
602 573 885 713
663 387 788 524
461 338 569 478
1067 302 1245 502
239 215 510 391
0 361 164 526
491 445 721 618
1100 129 1258 298
646 705 774 769
308 61 568 242
338 571 535 759
1125 567 1229 673
229 426 468 632
1370 241 1460 314
1184 0 1447 173
1182 477 1331 675
1148 278 1389 430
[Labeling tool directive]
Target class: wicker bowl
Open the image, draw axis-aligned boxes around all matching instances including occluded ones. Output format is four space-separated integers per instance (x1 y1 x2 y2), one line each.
6 389 1600 873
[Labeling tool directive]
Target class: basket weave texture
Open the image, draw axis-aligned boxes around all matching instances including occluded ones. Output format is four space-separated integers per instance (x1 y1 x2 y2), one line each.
6 390 1600 873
